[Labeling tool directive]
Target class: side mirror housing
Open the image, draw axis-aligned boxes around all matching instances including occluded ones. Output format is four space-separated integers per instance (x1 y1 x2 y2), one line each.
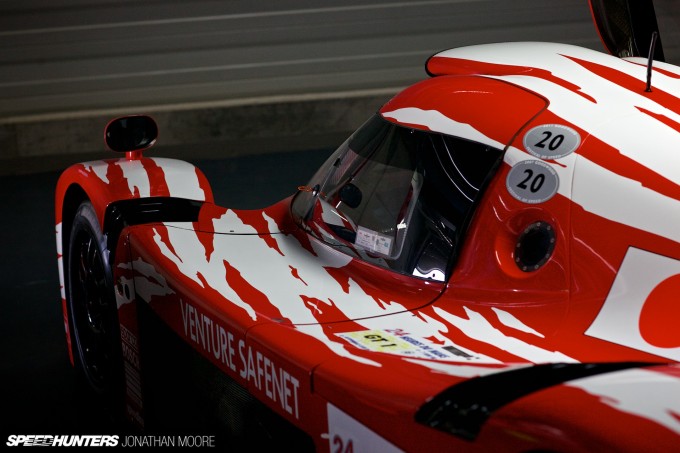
588 0 665 61
104 115 158 158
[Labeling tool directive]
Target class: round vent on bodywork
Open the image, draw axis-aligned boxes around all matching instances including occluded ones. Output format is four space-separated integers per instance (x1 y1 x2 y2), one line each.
514 221 556 272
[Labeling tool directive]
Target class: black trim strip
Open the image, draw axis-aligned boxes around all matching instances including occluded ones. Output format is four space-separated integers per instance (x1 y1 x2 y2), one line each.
104 197 203 259
415 361 657 440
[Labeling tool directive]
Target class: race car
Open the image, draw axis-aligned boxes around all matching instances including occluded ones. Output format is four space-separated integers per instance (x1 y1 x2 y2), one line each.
55 0 680 451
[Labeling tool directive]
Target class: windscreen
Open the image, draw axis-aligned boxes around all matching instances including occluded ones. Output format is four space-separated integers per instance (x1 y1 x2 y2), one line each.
291 114 503 282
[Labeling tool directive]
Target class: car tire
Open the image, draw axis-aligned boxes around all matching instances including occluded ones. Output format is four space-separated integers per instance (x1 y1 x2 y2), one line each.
66 201 123 400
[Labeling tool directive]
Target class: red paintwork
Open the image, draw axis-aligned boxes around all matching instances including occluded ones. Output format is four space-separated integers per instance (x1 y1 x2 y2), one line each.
55 156 212 365
55 23 680 453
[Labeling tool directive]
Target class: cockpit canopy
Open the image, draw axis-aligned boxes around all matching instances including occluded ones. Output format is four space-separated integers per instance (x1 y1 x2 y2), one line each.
291 114 503 282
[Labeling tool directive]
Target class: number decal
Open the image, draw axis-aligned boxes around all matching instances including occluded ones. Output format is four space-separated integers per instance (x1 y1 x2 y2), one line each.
524 124 580 159
516 168 532 190
535 131 565 151
535 131 550 148
333 435 354 453
506 160 559 204
516 169 545 193
531 173 545 192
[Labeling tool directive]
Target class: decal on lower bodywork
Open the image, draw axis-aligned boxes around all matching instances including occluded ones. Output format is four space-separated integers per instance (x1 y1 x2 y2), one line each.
587 247 680 360
179 300 301 419
327 403 402 453
337 329 481 361
120 323 144 427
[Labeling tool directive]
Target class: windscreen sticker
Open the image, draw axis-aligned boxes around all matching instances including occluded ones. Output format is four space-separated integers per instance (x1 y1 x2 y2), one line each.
506 160 559 204
355 226 392 256
524 124 581 159
337 329 480 361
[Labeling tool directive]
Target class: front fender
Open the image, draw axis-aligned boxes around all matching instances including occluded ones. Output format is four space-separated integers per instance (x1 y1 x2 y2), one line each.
55 156 213 227
55 156 213 364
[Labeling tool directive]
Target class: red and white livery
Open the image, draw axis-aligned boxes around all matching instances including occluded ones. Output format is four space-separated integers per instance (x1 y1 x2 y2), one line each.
55 2 680 451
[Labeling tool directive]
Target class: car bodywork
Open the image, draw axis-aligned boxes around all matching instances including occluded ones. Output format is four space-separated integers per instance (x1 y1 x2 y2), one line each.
55 2 680 452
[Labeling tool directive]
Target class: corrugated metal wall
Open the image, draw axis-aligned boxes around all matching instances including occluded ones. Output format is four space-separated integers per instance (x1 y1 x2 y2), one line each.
1 0 606 121
1 0 678 172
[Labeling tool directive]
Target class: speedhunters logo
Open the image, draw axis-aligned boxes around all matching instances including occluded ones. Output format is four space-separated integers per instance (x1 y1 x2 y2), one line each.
6 434 216 448
6 435 119 447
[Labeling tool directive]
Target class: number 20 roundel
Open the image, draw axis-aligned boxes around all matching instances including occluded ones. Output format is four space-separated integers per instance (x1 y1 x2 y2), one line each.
524 124 581 160
506 159 559 204
505 124 581 204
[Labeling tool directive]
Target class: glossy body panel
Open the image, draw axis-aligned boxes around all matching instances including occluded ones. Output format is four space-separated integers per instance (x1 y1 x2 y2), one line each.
55 156 212 365
55 41 680 451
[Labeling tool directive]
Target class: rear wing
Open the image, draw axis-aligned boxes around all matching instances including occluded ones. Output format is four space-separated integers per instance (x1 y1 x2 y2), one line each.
588 0 665 61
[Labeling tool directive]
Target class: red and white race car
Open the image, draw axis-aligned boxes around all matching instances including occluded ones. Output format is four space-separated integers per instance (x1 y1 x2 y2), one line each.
55 1 680 451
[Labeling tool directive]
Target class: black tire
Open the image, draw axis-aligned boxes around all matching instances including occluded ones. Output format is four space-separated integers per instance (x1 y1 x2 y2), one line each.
66 201 123 399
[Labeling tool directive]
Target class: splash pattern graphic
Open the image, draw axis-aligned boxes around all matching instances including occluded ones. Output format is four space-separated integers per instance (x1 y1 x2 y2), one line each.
54 41 680 452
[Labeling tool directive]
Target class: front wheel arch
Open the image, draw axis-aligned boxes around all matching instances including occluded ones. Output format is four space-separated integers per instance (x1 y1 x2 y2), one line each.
66 200 123 397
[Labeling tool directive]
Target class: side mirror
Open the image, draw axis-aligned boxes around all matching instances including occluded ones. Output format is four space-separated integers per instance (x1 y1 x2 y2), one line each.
104 115 158 155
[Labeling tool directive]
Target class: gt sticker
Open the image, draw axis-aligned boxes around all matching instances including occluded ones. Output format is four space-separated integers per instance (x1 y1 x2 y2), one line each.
524 124 581 159
506 160 559 204
338 329 479 360
586 247 680 360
